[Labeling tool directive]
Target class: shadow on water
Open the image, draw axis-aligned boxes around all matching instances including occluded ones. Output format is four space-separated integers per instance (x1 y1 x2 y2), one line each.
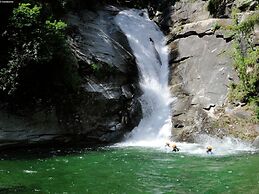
0 185 38 194
0 143 113 161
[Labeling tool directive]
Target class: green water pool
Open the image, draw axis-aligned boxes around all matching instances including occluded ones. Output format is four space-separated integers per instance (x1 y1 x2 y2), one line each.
0 147 258 194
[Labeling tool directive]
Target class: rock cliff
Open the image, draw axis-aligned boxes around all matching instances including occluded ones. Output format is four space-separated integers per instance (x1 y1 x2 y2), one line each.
156 0 259 143
0 6 142 149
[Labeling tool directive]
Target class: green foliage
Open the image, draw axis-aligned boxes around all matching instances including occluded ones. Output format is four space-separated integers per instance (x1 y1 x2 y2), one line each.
229 11 259 119
256 104 259 120
0 57 21 94
45 20 67 33
89 62 116 79
11 3 41 28
211 22 222 32
232 46 259 95
90 63 101 72
237 13 259 33
231 7 240 26
249 97 259 120
0 3 79 96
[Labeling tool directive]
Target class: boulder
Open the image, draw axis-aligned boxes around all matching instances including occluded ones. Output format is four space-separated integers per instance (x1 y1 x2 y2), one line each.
157 0 258 142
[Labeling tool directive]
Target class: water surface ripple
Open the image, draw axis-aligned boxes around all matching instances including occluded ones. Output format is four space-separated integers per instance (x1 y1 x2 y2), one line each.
0 147 258 193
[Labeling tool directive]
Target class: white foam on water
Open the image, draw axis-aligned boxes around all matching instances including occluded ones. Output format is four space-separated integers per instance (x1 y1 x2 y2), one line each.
189 134 256 156
114 9 255 156
114 135 256 156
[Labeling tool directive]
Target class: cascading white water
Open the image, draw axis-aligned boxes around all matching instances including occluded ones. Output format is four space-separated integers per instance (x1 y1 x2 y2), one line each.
115 9 174 146
114 9 256 155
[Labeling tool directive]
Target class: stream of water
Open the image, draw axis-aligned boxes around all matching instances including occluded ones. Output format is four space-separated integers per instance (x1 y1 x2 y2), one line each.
115 9 174 147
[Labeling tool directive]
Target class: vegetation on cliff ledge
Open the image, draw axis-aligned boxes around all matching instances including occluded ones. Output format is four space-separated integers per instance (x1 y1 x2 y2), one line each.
229 10 259 119
0 2 80 99
0 0 155 100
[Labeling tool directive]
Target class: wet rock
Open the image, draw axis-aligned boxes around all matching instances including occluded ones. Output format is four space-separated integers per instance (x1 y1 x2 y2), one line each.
152 0 259 142
172 106 213 142
66 8 137 75
252 136 259 148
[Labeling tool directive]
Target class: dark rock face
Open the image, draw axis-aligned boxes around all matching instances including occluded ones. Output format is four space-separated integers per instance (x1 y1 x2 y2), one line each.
66 6 136 74
0 7 142 149
65 7 142 142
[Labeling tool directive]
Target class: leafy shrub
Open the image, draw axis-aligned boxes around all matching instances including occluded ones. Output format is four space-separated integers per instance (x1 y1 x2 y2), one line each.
0 3 79 96
229 11 259 119
211 22 222 31
89 62 117 79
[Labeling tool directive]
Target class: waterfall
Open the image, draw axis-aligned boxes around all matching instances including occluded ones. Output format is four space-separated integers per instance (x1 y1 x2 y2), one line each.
115 9 174 146
113 9 255 154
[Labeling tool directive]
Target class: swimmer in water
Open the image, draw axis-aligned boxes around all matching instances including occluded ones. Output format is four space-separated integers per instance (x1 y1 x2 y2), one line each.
166 142 180 152
207 146 213 154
